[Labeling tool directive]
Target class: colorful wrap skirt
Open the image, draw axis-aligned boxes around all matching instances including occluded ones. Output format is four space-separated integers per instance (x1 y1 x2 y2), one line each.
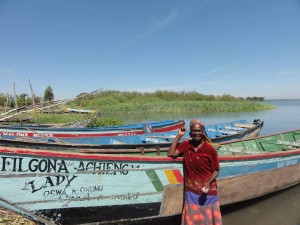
181 190 222 225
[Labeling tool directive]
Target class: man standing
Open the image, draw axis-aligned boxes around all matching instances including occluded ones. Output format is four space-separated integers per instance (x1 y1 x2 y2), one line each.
168 119 222 225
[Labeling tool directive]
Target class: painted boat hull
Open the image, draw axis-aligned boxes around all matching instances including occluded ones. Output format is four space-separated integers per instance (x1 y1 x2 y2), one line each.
0 129 300 224
59 119 264 145
0 119 185 138
0 120 264 151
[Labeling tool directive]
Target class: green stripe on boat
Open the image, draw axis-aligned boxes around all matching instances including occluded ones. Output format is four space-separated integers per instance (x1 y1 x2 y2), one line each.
146 170 164 191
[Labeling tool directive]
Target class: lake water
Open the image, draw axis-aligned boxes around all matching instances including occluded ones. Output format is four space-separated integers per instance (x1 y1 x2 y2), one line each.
118 100 300 136
118 99 300 225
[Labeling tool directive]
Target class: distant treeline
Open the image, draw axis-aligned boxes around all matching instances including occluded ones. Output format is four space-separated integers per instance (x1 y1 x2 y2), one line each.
240 96 265 101
0 86 54 108
0 93 41 108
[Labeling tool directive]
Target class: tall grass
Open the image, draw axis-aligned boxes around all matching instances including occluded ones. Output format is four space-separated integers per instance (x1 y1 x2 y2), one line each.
95 101 275 114
67 90 275 115
12 112 124 126
72 90 241 106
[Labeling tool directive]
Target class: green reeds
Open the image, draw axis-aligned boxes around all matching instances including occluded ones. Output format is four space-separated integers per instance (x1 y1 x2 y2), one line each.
13 113 124 127
67 90 275 115
93 101 275 115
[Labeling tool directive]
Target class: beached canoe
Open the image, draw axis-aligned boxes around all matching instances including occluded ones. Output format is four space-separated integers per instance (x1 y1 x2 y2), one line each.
0 129 299 224
0 119 185 138
63 108 97 114
0 119 264 151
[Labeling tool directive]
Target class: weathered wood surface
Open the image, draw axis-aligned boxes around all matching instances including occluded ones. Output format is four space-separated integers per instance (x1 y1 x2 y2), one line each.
160 184 183 216
218 163 300 206
157 162 300 217
234 123 255 128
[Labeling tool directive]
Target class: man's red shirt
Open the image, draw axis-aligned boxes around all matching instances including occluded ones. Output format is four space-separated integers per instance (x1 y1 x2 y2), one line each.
177 140 220 195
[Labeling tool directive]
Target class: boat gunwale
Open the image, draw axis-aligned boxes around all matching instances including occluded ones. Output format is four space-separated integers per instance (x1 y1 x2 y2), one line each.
0 145 299 163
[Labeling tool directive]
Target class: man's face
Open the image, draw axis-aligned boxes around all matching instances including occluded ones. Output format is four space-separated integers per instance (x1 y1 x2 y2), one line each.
190 124 204 140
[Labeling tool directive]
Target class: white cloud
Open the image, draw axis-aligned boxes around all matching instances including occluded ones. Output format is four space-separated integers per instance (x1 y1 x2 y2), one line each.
125 7 179 47
148 7 179 33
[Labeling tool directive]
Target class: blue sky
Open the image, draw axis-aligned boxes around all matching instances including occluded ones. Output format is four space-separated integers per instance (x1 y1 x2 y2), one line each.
0 0 300 100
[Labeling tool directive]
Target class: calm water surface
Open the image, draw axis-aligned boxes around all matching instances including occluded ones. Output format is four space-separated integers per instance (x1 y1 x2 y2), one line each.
118 100 300 225
119 100 300 136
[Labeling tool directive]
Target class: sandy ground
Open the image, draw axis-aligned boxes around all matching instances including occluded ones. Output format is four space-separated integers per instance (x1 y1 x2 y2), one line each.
0 208 37 225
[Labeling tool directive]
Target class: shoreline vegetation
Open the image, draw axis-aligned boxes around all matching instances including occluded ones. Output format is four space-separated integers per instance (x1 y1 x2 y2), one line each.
1 90 276 126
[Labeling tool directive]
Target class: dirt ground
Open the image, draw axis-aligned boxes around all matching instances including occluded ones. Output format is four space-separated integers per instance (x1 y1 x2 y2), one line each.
0 208 37 225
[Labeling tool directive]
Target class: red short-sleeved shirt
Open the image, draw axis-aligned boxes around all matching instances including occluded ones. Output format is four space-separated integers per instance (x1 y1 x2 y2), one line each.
177 140 220 195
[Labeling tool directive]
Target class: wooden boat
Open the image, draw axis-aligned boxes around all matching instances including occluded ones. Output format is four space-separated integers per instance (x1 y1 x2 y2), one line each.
0 129 299 224
63 107 97 114
0 119 264 150
0 119 185 138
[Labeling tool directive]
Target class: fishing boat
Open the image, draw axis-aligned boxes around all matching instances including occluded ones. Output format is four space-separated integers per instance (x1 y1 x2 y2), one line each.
0 119 185 138
0 129 299 225
0 119 263 150
63 107 97 114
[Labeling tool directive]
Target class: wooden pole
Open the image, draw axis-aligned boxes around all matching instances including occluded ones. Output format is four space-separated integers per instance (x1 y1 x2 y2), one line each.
13 82 18 109
4 91 9 110
29 78 38 125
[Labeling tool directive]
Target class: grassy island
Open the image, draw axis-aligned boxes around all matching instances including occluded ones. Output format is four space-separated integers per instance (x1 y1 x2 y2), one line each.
1 90 276 126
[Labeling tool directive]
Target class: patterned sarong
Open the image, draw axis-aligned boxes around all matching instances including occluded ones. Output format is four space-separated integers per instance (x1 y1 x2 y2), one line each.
181 190 222 225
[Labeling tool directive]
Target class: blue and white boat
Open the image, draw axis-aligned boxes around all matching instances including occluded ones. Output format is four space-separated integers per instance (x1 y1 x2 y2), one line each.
0 119 264 151
0 119 185 138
